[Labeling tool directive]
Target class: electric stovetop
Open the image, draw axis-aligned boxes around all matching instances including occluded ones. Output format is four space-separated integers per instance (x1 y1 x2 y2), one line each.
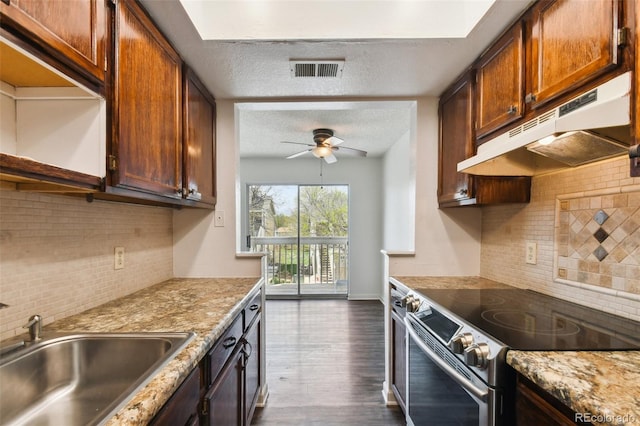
417 288 640 351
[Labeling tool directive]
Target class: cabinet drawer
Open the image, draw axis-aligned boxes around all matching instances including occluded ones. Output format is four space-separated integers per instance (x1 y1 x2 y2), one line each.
244 291 261 332
206 315 243 386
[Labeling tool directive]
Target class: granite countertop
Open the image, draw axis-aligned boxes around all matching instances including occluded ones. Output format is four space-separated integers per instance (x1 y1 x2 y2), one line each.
392 275 514 291
41 277 262 425
508 351 640 426
391 276 640 426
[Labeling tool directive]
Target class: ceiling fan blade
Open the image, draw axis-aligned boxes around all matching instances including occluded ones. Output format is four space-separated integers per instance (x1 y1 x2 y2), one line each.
286 149 312 159
324 153 338 164
325 136 344 146
281 141 315 147
335 146 367 157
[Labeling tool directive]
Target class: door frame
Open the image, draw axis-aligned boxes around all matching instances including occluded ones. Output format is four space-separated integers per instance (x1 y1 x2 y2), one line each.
245 183 350 299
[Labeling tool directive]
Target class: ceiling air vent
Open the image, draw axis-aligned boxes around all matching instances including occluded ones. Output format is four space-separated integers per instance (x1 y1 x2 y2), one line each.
290 60 345 78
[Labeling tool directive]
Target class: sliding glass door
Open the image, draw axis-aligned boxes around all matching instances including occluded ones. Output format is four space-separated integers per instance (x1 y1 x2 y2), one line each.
247 184 349 297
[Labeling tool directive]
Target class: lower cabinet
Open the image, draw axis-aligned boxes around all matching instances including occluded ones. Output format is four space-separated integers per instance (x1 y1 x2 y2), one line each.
243 314 261 424
150 288 263 426
390 309 406 413
150 366 200 426
515 374 590 425
200 290 262 426
202 347 244 425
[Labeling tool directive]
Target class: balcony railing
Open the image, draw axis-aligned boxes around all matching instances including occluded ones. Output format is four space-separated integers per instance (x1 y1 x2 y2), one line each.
251 236 348 286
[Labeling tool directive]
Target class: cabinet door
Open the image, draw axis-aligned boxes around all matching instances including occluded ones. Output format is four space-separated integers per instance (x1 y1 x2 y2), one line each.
528 0 619 109
476 21 524 139
111 0 182 199
391 310 406 412
244 316 261 425
150 366 200 426
183 67 216 206
515 375 583 426
203 348 243 426
0 0 106 85
438 72 475 206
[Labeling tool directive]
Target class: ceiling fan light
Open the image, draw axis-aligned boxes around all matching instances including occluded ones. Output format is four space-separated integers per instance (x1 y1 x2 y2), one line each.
312 145 332 158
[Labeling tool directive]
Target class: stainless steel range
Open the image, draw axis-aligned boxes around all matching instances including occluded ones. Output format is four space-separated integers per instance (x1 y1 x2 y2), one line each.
400 285 640 426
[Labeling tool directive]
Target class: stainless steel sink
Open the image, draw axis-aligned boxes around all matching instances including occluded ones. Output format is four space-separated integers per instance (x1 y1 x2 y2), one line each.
0 332 194 426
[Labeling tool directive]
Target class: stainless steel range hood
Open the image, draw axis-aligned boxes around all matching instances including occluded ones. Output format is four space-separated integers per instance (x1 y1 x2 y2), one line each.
458 71 633 176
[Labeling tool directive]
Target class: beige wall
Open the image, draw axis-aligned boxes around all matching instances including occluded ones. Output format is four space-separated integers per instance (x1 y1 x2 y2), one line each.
0 190 173 340
481 156 640 321
387 97 483 276
173 99 262 278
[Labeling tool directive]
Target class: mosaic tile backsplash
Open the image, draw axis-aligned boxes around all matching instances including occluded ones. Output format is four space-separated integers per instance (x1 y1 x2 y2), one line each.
556 191 640 293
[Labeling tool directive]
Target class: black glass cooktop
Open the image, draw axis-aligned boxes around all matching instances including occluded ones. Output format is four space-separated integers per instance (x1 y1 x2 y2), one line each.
417 288 640 351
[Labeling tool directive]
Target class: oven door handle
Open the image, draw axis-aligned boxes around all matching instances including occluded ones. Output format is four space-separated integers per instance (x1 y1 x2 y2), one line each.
405 316 488 402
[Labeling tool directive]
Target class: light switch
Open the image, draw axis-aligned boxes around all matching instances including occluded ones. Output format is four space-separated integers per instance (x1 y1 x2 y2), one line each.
114 247 125 270
525 242 537 265
215 210 225 227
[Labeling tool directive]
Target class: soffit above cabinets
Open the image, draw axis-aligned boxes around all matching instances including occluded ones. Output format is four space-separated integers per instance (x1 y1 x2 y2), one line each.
139 0 533 99
179 0 497 40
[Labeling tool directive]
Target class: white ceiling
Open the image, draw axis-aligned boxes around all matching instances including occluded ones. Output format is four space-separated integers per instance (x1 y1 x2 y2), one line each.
237 101 415 158
179 0 496 40
140 0 533 159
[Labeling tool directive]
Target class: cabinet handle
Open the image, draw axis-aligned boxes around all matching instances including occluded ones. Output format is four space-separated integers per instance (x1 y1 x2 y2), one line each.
222 336 237 349
250 304 259 311
243 340 253 360
507 105 517 115
525 93 536 104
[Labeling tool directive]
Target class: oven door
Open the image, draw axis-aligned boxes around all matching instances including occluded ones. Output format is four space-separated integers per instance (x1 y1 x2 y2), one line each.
405 314 500 426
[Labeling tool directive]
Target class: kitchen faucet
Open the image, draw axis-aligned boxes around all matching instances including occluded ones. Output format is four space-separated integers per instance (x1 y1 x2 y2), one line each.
23 315 42 341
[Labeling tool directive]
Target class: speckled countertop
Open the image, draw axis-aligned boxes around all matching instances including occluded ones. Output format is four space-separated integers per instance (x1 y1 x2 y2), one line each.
392 276 640 426
42 277 262 425
392 275 514 291
508 351 640 426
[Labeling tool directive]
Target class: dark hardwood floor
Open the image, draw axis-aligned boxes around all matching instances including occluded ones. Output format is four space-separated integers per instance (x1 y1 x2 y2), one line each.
251 299 406 426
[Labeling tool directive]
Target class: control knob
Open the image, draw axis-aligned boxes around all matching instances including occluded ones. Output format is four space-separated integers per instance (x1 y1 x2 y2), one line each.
464 343 490 369
449 333 474 354
407 298 421 313
400 294 414 308
401 295 421 313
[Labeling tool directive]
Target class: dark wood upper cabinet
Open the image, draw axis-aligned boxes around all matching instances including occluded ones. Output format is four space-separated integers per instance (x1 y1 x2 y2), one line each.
439 71 531 208
476 21 525 139
0 0 106 87
439 72 476 206
110 0 183 200
527 0 620 110
183 67 216 207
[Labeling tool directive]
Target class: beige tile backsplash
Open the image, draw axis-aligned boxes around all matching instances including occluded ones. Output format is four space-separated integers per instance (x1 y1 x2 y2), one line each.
481 156 640 321
0 190 173 340
556 191 640 293
2 156 638 340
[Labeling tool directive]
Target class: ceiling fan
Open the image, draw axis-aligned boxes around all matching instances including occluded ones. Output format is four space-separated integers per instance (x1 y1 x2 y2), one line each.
282 128 367 164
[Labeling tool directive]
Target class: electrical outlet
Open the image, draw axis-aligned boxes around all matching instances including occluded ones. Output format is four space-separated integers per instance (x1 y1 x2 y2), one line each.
525 242 537 265
214 210 225 227
114 247 125 270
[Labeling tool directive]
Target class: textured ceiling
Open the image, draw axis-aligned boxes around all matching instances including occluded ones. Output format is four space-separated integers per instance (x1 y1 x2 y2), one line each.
140 0 532 158
238 101 414 159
